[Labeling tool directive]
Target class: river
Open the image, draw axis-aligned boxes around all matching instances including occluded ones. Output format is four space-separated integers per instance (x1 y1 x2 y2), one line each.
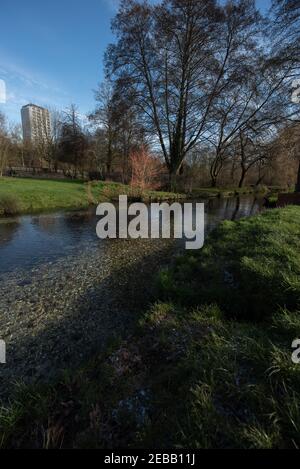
0 195 263 274
0 195 264 399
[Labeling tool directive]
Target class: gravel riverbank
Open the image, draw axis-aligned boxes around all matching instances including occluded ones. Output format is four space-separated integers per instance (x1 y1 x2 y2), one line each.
0 238 177 400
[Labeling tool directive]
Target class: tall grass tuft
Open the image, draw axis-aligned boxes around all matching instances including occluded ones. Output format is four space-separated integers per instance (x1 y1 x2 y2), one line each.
0 194 21 216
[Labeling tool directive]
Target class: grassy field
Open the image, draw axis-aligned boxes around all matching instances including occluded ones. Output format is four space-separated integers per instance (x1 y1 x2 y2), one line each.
1 206 300 448
0 178 89 215
0 177 185 216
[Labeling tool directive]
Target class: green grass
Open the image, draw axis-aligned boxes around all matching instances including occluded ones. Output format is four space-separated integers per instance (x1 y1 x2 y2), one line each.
134 302 300 448
1 207 300 448
89 180 186 203
0 194 21 215
0 177 184 216
265 194 278 206
158 206 300 321
0 177 89 215
264 187 295 208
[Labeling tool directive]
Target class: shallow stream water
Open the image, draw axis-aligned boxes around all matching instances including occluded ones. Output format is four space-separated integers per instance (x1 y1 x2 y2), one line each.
0 195 263 274
0 195 264 398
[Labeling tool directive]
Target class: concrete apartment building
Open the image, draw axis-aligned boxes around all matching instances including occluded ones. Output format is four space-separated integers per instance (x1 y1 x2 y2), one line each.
21 104 51 143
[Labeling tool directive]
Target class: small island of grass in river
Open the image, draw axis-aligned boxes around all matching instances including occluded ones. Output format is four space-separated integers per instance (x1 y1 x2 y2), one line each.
1 205 300 449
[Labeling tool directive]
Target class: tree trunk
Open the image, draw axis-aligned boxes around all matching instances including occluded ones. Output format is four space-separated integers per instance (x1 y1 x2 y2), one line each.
255 175 264 187
168 155 184 191
211 176 217 188
238 169 246 188
210 153 222 188
169 169 178 192
106 137 113 175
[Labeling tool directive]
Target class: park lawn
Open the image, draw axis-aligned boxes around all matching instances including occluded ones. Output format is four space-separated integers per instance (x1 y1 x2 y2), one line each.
0 177 185 216
1 206 300 448
0 177 89 215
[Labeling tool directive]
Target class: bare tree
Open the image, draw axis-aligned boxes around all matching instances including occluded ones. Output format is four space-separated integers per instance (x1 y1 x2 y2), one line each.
89 82 118 175
272 0 300 190
90 79 147 181
106 0 227 188
47 108 63 172
58 105 87 177
207 0 300 187
0 112 10 177
272 0 300 59
130 146 162 192
105 0 299 189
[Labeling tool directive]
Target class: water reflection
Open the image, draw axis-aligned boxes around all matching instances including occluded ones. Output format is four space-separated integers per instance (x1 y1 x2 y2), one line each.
0 195 264 274
0 219 20 246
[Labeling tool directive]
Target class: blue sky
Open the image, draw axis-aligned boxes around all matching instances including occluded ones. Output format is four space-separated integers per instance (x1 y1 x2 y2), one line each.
0 0 271 124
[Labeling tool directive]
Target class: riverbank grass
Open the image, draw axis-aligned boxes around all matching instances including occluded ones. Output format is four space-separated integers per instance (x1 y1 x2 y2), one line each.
0 206 300 448
189 185 269 199
0 177 185 216
89 180 186 203
159 206 300 320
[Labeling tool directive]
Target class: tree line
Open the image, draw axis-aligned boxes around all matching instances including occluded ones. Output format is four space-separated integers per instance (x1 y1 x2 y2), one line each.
0 0 299 191
104 0 300 190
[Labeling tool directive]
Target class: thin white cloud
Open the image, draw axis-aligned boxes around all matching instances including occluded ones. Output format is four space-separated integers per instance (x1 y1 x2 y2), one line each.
0 58 65 95
0 79 6 104
102 0 120 12
0 54 75 123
